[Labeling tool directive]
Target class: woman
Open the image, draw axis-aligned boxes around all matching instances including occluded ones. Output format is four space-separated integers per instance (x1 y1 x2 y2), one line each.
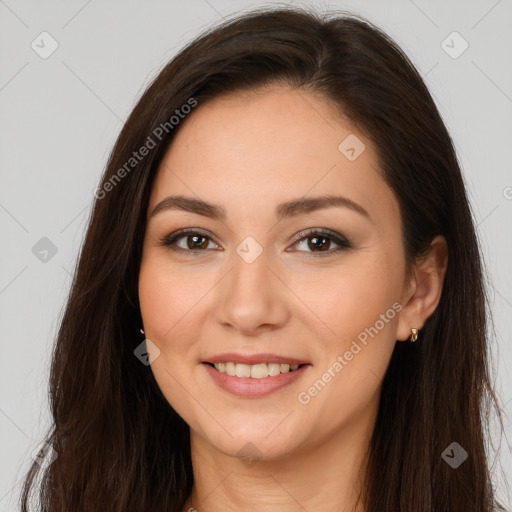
20 6 506 512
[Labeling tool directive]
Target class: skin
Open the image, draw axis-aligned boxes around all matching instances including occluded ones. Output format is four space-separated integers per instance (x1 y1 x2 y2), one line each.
138 84 448 512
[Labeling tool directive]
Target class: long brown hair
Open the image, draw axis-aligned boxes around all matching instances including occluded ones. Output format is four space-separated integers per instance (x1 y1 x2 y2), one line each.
20 6 507 511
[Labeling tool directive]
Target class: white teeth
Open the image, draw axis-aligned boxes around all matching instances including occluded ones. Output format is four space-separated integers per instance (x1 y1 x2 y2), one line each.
235 364 251 378
250 364 268 379
225 362 236 376
268 363 281 376
211 362 303 378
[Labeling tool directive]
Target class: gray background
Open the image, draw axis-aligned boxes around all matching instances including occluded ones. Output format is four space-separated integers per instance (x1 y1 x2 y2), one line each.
1 0 511 509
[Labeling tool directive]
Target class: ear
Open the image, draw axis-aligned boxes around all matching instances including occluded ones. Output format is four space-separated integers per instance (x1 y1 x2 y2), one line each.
396 235 449 341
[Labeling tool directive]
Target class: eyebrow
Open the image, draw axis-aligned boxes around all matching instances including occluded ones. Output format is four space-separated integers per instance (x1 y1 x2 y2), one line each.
149 194 371 222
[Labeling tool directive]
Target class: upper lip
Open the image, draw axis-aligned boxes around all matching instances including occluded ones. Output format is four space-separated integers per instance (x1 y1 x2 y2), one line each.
202 353 311 366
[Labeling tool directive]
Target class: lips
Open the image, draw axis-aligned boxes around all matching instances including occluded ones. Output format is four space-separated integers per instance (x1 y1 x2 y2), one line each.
202 361 311 397
202 352 310 366
205 361 304 379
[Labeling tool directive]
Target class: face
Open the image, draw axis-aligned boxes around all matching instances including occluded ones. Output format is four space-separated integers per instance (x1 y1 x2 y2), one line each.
138 84 409 461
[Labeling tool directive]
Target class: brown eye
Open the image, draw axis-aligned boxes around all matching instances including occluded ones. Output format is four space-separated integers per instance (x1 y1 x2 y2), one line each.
183 234 209 250
161 229 220 254
290 228 351 256
306 235 331 252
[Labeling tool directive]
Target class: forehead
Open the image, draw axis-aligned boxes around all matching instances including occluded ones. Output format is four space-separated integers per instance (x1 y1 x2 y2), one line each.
148 85 397 227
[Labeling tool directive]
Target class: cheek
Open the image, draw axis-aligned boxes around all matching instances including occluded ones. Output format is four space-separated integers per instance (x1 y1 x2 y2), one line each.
138 263 176 344
293 257 402 405
138 258 205 417
138 256 210 347
294 258 401 345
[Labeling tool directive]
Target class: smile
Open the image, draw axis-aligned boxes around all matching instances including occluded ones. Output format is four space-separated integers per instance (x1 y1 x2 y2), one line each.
208 361 303 378
202 362 311 398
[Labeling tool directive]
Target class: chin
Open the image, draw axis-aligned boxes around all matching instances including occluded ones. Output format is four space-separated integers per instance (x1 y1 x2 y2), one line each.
195 419 304 462
220 437 297 463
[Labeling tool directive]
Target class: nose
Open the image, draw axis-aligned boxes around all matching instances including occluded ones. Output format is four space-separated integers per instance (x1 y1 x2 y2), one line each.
215 247 290 336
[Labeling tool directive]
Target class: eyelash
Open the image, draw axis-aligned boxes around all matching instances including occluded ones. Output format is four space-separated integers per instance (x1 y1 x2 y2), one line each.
159 227 352 258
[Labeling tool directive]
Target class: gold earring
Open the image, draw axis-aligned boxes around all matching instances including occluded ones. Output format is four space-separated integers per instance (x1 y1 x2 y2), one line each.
140 328 145 335
410 328 418 342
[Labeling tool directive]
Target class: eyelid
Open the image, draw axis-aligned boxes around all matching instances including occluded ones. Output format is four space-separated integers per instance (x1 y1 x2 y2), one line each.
160 227 351 255
161 227 221 251
287 227 351 255
290 227 348 245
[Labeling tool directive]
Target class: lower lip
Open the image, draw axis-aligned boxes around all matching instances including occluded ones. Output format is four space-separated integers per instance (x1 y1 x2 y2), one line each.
202 363 311 398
